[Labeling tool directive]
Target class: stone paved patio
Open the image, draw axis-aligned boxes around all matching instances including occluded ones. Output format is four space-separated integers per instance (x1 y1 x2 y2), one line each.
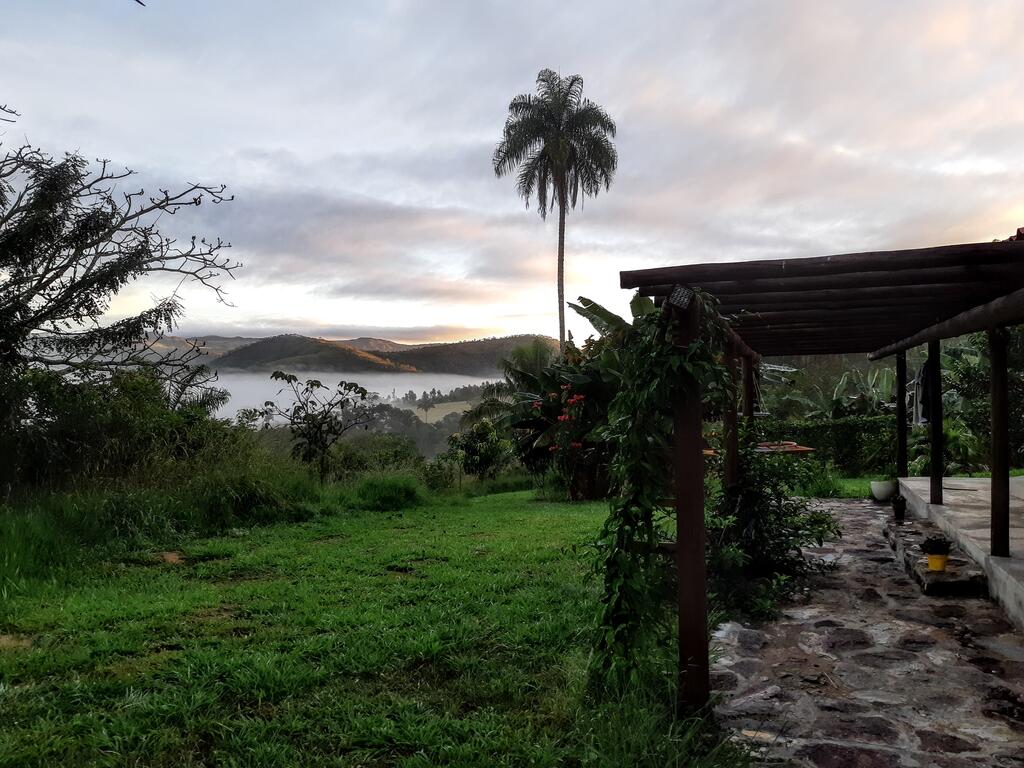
713 498 1024 767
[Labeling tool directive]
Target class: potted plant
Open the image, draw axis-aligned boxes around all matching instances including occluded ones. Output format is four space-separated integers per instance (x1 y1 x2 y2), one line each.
870 478 897 502
891 493 907 521
921 534 952 572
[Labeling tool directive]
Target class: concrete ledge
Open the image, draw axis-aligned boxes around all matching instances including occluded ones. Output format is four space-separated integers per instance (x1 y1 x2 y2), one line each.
900 477 1024 631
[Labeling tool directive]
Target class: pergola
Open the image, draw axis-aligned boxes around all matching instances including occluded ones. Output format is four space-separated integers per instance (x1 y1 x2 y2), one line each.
619 236 1024 711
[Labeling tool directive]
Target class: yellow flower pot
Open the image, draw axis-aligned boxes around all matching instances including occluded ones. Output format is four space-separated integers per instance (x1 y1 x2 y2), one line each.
927 554 949 572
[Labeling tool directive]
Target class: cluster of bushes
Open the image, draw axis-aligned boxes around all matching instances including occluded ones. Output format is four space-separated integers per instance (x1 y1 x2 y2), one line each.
705 443 841 616
757 414 894 476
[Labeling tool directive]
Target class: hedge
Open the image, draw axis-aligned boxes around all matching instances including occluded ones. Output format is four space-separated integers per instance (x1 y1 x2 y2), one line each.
757 415 895 477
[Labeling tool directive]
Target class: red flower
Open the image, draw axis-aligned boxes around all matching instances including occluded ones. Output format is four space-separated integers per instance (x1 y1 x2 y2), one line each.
570 441 583 449
532 401 542 409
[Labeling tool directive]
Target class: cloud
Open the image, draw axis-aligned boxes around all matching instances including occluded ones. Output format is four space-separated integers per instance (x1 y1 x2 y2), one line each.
9 0 1024 342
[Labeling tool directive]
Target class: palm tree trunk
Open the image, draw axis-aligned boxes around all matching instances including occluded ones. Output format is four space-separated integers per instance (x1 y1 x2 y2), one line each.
556 184 567 354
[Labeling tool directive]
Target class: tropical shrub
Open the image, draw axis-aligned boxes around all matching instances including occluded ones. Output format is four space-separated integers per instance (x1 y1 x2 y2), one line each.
354 475 426 511
6 367 235 489
249 372 378 483
758 414 894 476
706 442 840 615
419 456 457 491
908 419 984 475
944 329 1024 465
446 419 512 480
330 433 423 483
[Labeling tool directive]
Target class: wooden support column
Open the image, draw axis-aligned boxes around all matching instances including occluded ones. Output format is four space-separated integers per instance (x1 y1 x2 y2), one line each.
671 299 709 713
723 350 739 489
990 328 1010 558
742 355 756 421
896 351 908 478
928 340 944 505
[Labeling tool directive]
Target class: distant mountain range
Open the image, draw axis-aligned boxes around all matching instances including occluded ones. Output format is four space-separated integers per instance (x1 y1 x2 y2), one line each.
159 333 557 376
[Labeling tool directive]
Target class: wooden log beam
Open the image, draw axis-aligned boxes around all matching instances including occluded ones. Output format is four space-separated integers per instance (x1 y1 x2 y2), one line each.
990 328 1010 558
620 240 1024 289
731 308 964 326
869 286 1024 360
669 300 710 714
896 352 908 478
721 297 979 315
649 264 1024 297
929 341 944 505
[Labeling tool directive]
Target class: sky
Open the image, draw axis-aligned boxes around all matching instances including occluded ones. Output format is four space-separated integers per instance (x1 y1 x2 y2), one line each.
5 1 1024 343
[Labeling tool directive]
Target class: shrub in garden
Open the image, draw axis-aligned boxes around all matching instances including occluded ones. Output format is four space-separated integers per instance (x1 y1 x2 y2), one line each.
446 419 512 480
757 414 894 476
354 475 426 511
706 441 840 614
330 433 423 483
248 372 379 483
420 456 457 491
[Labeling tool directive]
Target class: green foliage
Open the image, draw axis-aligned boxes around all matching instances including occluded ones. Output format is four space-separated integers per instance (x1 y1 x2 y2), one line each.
419 456 457 491
921 534 951 555
706 444 840 615
329 433 423 483
943 329 1024 465
0 462 320 592
908 420 984 475
591 292 731 683
760 361 895 420
0 141 233 393
353 475 426 511
4 367 235 488
792 460 845 498
446 419 513 480
758 414 895 476
461 338 556 427
250 371 378 483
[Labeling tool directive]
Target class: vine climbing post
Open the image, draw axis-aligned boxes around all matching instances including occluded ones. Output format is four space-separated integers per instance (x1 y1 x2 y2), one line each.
723 347 739 489
669 291 710 713
742 356 756 422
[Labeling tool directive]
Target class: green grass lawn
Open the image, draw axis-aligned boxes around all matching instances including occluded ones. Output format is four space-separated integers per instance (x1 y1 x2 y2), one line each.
0 491 745 768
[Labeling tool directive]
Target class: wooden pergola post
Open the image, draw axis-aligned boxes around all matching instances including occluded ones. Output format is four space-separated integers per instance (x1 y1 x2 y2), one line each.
723 349 739 489
670 294 709 714
742 356 756 421
990 328 1010 557
896 351 908 478
928 340 944 505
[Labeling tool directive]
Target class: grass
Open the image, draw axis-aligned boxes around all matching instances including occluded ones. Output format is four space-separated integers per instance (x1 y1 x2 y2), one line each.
0 491 747 768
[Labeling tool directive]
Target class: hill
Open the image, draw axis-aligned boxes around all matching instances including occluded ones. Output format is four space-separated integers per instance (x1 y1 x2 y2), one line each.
338 337 413 353
214 335 415 372
384 335 558 375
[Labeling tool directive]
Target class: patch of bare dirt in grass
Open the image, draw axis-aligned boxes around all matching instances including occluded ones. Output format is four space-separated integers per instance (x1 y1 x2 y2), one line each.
0 633 33 650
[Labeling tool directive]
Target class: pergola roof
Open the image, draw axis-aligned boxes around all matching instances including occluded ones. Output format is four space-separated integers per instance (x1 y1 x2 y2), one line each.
620 239 1024 357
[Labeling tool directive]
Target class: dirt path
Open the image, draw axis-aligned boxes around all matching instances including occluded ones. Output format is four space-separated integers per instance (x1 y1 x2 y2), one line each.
713 498 1024 767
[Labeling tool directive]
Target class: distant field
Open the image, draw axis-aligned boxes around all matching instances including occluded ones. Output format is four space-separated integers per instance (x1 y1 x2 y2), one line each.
396 400 472 424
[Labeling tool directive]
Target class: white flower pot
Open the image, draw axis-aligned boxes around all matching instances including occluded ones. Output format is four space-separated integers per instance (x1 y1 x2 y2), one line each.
870 480 897 502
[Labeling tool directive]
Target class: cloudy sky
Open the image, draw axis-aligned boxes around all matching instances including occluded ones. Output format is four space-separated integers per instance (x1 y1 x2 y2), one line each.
5 1 1024 343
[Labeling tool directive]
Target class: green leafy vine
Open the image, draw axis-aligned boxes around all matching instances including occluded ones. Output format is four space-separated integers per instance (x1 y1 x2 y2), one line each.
590 292 731 684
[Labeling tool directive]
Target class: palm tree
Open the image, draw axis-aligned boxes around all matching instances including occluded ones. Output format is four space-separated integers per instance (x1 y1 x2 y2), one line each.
461 338 555 427
493 69 617 353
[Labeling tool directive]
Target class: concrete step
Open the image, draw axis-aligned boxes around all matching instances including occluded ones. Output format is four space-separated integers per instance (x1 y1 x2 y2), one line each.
883 518 988 597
